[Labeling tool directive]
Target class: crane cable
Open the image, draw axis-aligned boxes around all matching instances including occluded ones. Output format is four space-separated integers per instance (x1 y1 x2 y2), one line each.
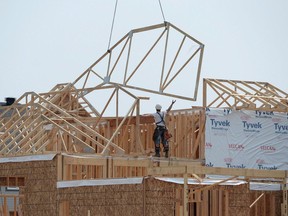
107 0 118 51
158 0 166 22
107 0 166 51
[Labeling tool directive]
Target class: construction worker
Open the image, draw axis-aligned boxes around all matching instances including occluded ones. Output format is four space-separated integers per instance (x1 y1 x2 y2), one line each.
152 100 176 157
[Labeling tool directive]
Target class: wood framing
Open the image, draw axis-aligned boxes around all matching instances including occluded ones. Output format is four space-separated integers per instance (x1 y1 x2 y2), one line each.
203 78 288 111
0 90 205 159
72 22 204 101
0 154 285 216
1 22 288 216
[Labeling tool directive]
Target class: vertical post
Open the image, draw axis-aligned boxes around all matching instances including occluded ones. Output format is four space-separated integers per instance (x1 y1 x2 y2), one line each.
203 190 209 216
77 164 81 179
108 157 113 178
57 153 63 181
183 167 188 216
263 193 266 216
234 84 237 107
103 157 107 178
224 190 229 216
135 99 144 154
219 190 223 216
13 196 17 216
282 177 288 216
136 99 140 153
270 194 275 216
68 164 72 180
3 196 7 216
200 109 206 160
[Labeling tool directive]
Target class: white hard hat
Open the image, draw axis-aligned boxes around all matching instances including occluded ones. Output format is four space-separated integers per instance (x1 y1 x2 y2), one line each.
155 104 162 110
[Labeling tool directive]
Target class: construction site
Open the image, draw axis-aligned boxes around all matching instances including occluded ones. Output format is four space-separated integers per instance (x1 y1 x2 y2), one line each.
1 8 288 216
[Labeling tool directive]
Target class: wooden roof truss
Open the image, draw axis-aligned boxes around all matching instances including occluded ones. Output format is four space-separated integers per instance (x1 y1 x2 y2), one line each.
0 83 147 156
203 78 288 111
73 22 204 101
0 22 205 157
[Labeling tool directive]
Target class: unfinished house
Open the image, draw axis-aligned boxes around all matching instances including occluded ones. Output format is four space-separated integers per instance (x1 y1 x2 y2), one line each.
1 22 288 216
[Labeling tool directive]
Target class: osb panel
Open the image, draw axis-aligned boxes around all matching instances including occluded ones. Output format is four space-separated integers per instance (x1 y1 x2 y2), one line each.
58 184 144 216
0 158 58 216
275 192 282 216
250 191 282 216
58 177 176 216
228 184 250 216
229 206 250 216
144 178 175 216
58 178 282 216
1 156 282 216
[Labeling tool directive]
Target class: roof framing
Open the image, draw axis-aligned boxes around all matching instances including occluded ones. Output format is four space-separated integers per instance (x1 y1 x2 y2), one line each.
203 78 288 111
73 22 204 101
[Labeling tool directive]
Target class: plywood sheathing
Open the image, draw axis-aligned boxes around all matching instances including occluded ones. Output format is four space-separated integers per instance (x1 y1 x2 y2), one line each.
0 158 58 216
0 154 285 216
57 177 282 216
228 183 250 216
144 177 176 215
58 177 175 216
58 184 144 216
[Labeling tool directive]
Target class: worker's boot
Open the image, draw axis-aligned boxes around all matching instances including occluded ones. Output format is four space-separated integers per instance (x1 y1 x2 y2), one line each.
164 145 169 158
165 150 169 158
154 147 160 157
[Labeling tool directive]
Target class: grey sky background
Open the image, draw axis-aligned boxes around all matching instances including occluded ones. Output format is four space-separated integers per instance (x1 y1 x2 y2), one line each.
1 0 288 114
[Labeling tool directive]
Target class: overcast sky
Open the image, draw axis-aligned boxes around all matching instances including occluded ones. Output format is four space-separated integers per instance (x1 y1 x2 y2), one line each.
1 0 288 113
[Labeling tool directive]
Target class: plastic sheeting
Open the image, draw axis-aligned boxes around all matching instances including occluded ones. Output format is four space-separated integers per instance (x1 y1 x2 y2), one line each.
155 177 246 186
0 153 56 163
57 177 143 188
57 177 281 191
205 108 288 170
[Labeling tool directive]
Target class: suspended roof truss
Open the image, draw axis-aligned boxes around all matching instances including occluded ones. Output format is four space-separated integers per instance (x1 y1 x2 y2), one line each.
73 22 204 101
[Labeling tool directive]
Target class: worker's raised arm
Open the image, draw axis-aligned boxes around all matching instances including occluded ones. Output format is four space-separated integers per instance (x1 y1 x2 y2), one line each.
166 100 176 113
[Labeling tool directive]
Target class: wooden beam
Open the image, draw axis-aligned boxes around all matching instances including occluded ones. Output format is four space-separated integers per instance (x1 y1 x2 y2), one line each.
187 166 287 179
148 166 287 179
148 166 187 176
63 155 107 166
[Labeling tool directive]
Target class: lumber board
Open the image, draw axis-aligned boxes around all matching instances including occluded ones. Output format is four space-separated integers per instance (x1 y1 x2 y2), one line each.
63 155 107 166
148 165 287 179
187 166 287 179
